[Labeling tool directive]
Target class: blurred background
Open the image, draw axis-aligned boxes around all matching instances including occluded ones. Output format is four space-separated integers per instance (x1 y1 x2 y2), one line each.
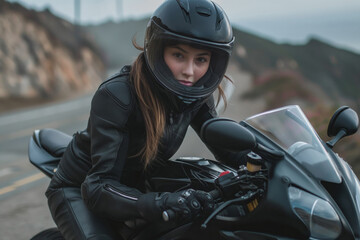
0 0 359 239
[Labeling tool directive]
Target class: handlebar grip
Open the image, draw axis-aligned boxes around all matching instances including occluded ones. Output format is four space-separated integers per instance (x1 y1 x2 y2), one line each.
209 188 221 200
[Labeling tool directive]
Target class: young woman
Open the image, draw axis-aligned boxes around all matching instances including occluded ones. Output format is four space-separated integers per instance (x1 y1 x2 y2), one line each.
45 0 246 239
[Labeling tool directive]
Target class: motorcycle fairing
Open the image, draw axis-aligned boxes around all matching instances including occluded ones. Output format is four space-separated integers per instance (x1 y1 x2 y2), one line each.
244 105 342 183
241 105 360 239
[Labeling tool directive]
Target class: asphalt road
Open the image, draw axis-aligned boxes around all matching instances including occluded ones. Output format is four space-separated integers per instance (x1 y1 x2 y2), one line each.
0 92 93 240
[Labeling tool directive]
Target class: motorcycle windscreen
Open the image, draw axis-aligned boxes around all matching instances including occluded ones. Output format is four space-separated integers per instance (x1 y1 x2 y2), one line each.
245 105 341 183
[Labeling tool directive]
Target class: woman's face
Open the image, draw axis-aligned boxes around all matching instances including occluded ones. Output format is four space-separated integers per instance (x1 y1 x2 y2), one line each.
164 44 211 87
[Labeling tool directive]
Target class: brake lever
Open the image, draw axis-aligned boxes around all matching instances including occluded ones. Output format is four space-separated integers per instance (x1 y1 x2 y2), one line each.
201 189 263 229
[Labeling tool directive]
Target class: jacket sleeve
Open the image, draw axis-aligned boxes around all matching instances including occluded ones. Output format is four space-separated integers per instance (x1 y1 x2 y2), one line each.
190 96 249 169
80 79 145 221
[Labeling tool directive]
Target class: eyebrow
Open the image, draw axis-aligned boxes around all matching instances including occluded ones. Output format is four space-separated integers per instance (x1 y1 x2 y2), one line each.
172 46 210 56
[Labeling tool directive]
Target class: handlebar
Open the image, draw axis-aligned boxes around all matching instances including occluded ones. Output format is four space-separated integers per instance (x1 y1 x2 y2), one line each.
162 166 268 223
209 188 221 199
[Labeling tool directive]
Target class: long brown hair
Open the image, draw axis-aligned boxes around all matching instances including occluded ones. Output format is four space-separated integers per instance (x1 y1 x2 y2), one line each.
130 40 230 168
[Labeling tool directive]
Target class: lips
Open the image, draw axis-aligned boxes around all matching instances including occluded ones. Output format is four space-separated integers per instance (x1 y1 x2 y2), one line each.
178 80 193 86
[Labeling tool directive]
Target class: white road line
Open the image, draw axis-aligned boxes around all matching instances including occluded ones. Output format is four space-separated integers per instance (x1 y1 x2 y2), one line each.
0 168 13 178
0 114 89 143
0 95 92 127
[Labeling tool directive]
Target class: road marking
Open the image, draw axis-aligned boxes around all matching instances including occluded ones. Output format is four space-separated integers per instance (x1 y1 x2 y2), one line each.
0 95 92 127
3 122 63 142
0 112 89 196
0 168 13 178
0 114 89 143
0 173 45 196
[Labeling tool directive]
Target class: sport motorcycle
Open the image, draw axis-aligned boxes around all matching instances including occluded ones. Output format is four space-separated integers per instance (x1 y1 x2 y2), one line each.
29 105 360 239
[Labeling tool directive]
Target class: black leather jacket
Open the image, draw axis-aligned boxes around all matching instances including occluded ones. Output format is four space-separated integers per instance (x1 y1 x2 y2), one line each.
53 66 246 222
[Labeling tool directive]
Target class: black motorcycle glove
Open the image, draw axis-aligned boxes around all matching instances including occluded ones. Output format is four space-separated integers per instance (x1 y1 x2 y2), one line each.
137 189 214 223
193 190 215 214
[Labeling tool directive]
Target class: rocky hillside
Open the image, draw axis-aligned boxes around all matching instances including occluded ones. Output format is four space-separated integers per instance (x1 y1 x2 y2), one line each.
0 0 105 104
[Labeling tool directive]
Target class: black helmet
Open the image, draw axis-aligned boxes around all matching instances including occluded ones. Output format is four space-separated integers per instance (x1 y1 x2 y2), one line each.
144 0 234 105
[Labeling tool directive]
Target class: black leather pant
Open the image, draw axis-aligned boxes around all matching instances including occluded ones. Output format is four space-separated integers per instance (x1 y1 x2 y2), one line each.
45 173 122 240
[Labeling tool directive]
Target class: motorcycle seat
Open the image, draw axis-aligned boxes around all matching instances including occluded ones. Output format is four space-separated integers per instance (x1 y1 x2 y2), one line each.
39 128 72 157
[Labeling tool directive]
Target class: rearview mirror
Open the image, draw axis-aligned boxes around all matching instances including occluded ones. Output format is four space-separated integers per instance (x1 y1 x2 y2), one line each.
326 106 359 148
200 118 256 152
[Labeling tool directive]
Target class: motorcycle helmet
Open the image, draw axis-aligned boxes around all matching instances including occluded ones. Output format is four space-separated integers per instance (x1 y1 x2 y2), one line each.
144 0 234 106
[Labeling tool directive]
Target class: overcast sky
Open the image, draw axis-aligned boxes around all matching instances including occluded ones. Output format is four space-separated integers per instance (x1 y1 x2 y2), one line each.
7 0 360 53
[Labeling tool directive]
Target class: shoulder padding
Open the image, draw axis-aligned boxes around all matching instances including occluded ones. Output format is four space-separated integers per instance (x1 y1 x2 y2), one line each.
98 74 132 110
90 73 134 127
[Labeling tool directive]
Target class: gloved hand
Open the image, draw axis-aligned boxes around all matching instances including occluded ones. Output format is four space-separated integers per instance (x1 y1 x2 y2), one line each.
137 189 214 223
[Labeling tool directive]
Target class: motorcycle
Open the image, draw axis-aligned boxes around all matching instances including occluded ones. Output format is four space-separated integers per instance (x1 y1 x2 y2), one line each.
28 105 360 240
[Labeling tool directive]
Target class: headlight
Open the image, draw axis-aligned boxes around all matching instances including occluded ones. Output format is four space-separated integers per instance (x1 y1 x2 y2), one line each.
288 186 341 239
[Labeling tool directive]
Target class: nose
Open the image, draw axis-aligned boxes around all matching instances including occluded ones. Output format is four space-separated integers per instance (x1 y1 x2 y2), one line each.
182 60 194 79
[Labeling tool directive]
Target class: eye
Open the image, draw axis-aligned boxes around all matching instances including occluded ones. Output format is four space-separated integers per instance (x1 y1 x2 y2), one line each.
173 52 184 59
196 56 209 64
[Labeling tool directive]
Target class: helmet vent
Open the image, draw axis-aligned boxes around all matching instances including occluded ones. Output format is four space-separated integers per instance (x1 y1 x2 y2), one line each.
176 0 190 13
213 3 224 30
176 0 191 23
196 7 212 17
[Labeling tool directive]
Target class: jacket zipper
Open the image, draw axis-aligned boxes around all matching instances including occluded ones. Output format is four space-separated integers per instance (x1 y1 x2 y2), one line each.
104 184 138 201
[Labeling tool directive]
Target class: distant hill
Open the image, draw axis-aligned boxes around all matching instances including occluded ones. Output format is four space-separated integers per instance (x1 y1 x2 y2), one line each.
232 29 360 110
0 0 105 110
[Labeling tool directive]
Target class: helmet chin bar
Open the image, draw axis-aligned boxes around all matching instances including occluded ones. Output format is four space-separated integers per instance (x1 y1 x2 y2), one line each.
177 95 198 105
143 65 203 113
158 58 214 102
